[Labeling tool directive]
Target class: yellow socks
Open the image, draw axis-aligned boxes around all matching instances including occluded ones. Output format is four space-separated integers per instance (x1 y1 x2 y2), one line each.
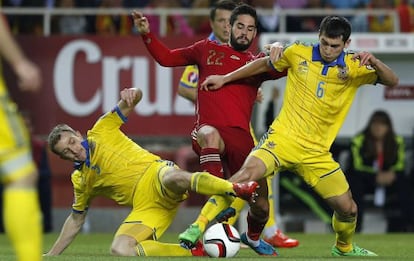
136 240 192 256
332 212 356 252
265 176 276 228
194 195 233 232
4 188 42 261
190 172 233 195
225 197 245 226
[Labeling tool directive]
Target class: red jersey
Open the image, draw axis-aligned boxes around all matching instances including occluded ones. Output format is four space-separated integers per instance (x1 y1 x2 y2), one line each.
142 32 286 132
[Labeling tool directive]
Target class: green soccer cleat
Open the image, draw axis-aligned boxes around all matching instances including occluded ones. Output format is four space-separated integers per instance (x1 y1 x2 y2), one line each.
179 224 202 249
331 244 378 257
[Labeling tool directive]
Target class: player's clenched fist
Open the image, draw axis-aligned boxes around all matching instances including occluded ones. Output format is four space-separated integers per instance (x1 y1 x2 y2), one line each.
120 88 142 107
131 10 150 34
263 42 283 64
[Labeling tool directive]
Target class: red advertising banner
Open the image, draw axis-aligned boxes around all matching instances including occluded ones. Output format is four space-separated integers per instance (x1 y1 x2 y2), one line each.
384 85 414 100
5 35 259 138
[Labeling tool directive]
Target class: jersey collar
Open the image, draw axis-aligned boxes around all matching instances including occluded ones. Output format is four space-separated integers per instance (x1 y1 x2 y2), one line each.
312 44 346 67
73 139 91 170
208 32 218 42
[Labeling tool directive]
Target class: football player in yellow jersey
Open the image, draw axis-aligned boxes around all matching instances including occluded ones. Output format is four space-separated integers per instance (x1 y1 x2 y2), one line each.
177 0 298 249
201 16 399 256
0 14 43 261
44 87 258 257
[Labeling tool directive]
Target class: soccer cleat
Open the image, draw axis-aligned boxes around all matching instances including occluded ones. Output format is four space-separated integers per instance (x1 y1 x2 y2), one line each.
179 224 202 249
215 207 236 223
240 232 278 256
191 240 207 256
331 244 378 256
264 229 299 248
232 181 259 202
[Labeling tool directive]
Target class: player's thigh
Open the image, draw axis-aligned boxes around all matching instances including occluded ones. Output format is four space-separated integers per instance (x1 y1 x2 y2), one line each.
219 127 255 175
302 152 349 199
125 161 183 238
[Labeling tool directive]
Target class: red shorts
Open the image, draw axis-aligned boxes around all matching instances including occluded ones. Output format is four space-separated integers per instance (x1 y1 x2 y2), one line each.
192 126 255 178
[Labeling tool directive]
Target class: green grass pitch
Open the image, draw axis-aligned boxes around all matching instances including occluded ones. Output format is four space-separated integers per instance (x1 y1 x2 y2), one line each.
1 232 414 260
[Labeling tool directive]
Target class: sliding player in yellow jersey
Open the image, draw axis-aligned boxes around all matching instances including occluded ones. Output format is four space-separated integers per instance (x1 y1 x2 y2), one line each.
202 15 399 256
0 14 43 261
44 87 258 257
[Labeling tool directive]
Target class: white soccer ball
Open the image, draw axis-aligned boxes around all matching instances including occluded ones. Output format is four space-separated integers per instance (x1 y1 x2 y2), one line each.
203 223 241 258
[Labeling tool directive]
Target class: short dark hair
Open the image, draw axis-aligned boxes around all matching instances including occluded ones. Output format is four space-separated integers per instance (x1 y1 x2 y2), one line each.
229 3 257 27
47 124 76 155
319 16 352 42
210 0 237 21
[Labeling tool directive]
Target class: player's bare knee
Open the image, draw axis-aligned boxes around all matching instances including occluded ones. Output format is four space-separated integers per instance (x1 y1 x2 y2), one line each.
335 200 357 218
162 170 189 193
110 235 137 256
197 126 220 147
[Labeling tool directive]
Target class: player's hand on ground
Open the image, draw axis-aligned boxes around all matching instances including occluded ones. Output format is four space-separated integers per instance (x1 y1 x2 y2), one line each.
264 42 283 63
131 10 150 34
201 75 225 91
14 59 42 92
352 51 378 68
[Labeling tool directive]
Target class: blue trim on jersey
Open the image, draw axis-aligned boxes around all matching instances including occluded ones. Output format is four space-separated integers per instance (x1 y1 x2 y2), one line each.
208 32 217 41
179 82 197 89
72 206 88 214
113 105 128 123
312 44 346 76
73 140 91 169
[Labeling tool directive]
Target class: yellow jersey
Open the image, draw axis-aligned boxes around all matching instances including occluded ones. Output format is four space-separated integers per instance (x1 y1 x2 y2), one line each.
179 65 199 90
270 42 378 151
71 107 160 212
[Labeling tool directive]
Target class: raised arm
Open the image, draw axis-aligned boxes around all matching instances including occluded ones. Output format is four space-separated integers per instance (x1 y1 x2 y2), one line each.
353 51 399 87
201 56 271 90
118 88 143 117
131 10 192 67
44 211 86 255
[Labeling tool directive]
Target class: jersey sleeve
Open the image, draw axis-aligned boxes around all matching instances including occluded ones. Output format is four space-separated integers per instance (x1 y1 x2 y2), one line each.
141 32 200 66
270 44 293 72
255 52 287 81
179 65 199 89
71 170 90 213
90 107 125 134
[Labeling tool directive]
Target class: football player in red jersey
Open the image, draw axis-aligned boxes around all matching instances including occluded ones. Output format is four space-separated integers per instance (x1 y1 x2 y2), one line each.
175 1 299 250
133 4 285 256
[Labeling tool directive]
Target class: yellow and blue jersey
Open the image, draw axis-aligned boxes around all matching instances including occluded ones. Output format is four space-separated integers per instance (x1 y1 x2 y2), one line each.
71 106 160 212
270 42 378 151
179 65 199 90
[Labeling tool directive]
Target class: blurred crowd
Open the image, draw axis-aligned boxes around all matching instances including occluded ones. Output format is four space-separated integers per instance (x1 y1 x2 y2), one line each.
1 0 414 36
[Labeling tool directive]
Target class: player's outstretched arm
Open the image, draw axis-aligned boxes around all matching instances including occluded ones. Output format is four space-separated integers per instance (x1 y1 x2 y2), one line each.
201 56 271 91
131 10 191 67
118 87 143 117
44 212 87 256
